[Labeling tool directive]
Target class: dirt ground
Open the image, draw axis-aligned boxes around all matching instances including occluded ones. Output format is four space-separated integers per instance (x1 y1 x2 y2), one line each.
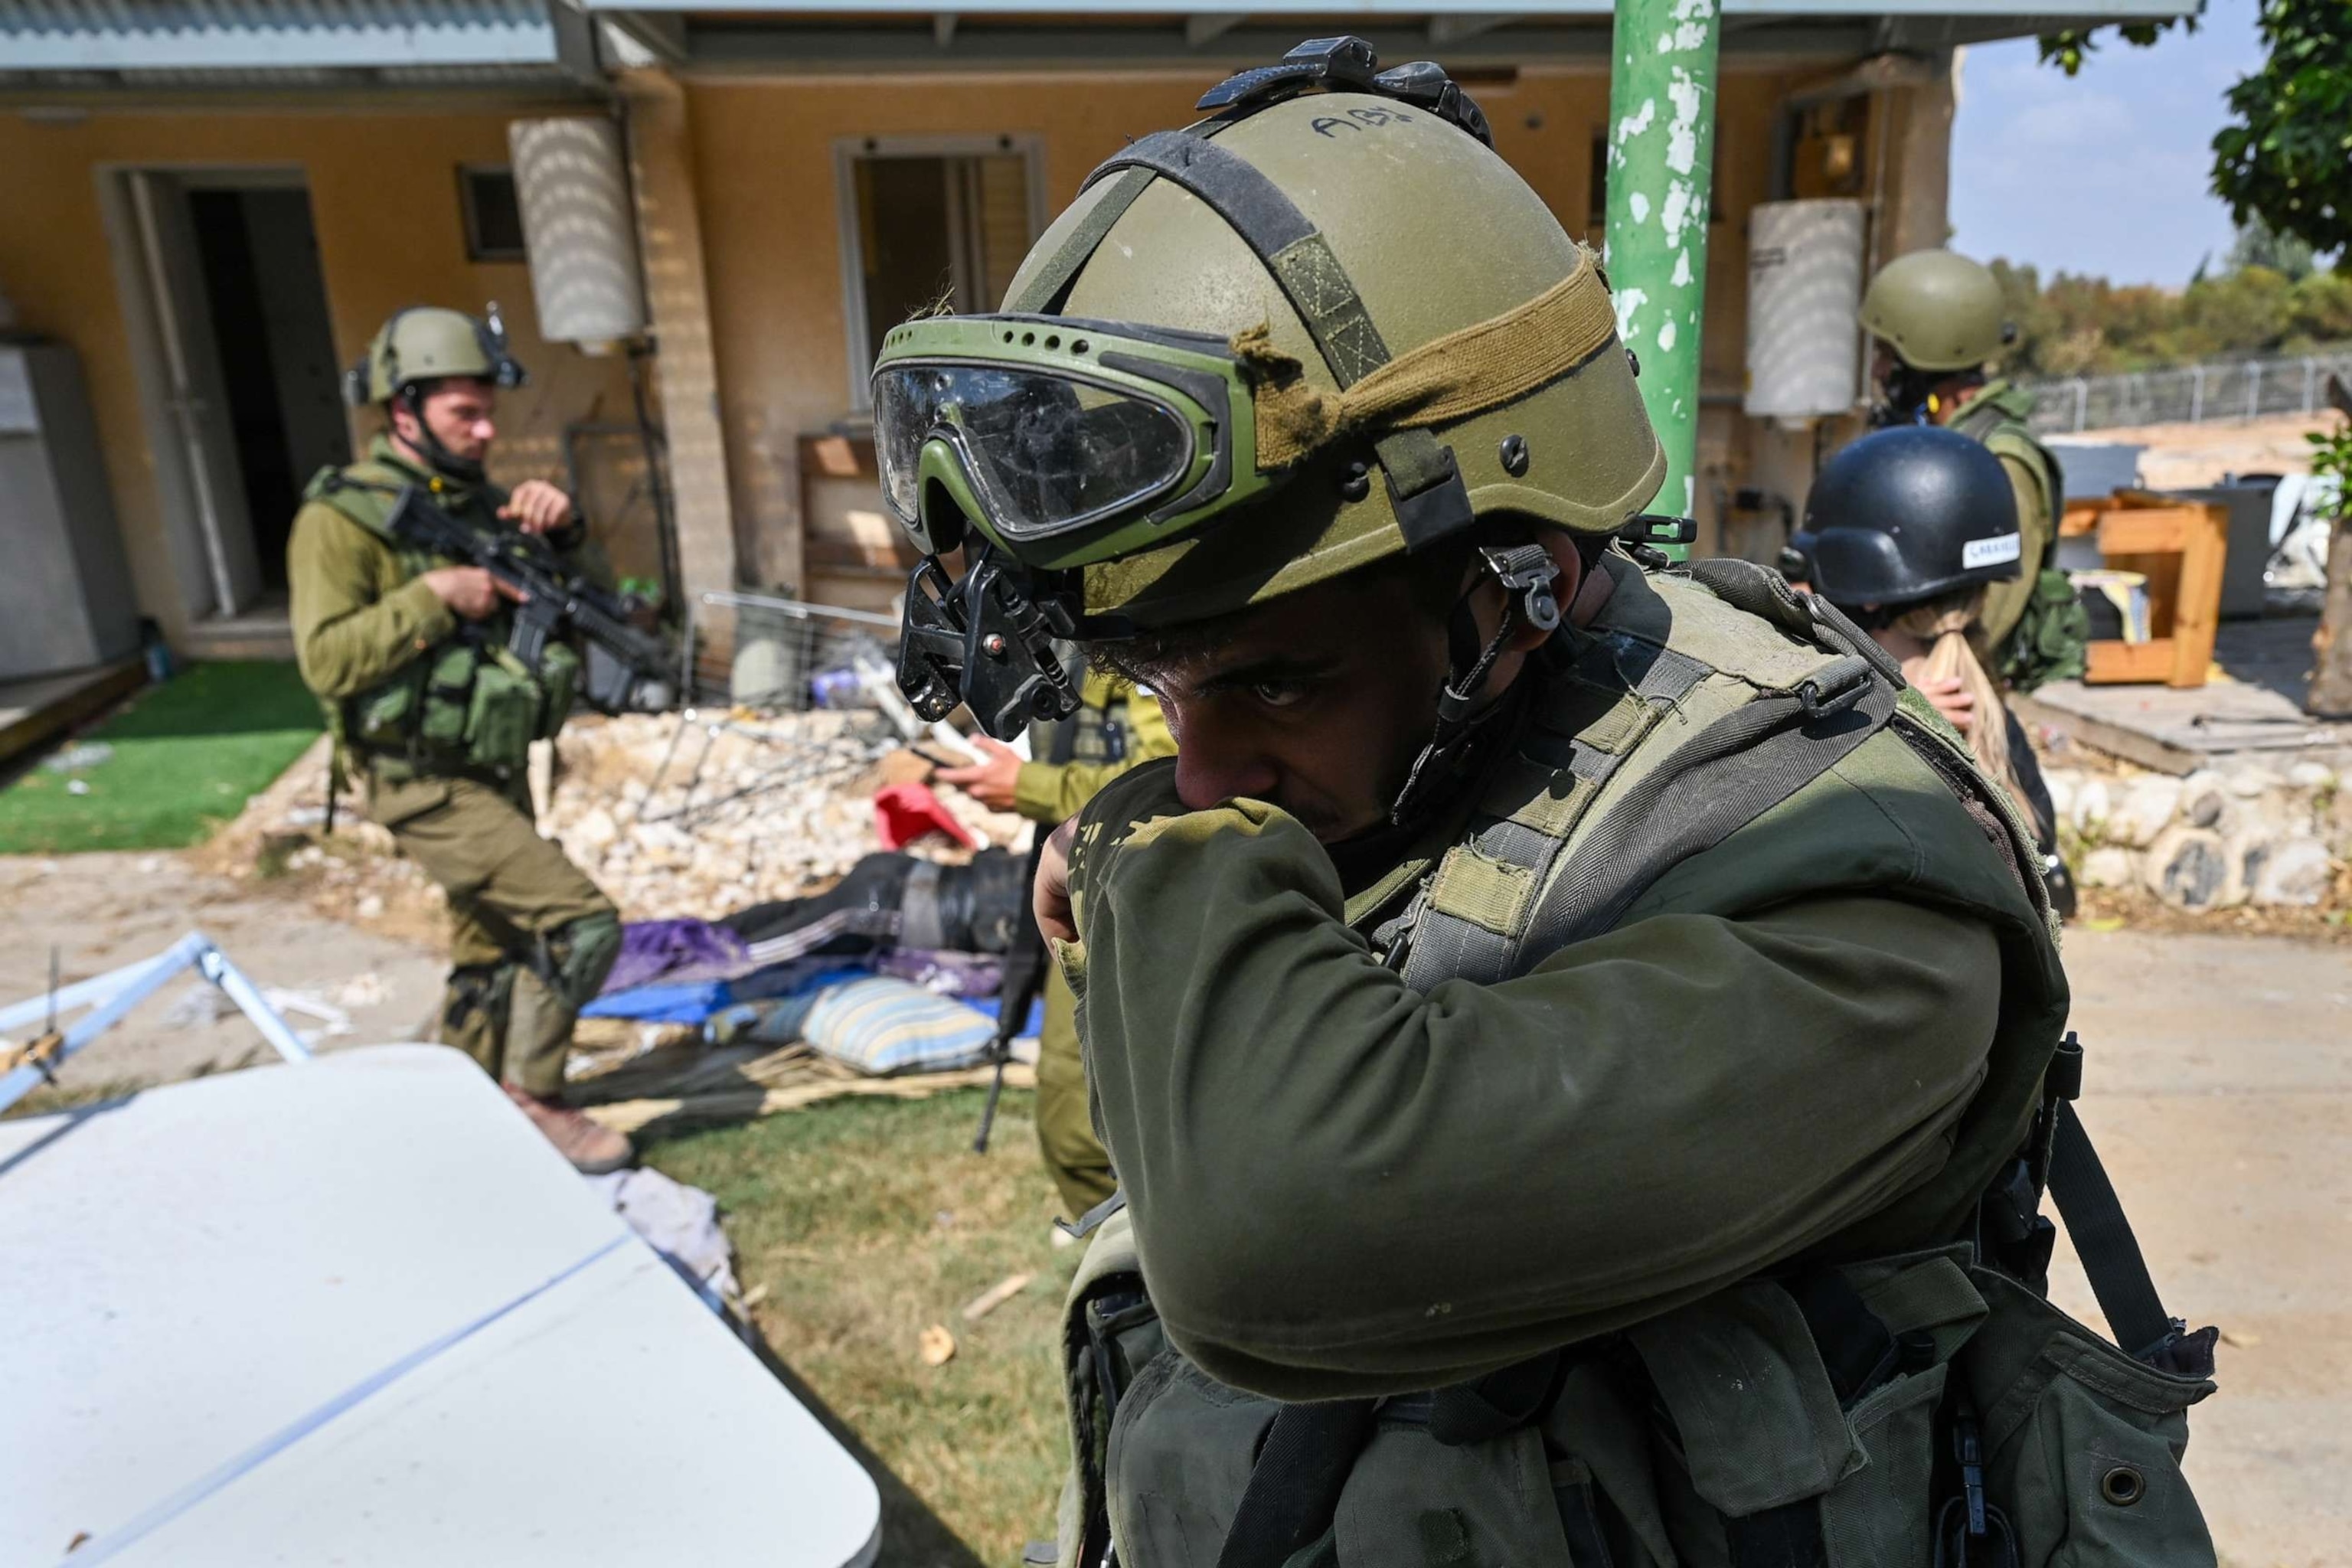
0 852 444 1089
4 849 2341 1564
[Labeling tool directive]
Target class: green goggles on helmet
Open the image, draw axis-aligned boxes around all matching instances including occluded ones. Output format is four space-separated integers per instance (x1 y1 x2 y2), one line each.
871 314 1279 571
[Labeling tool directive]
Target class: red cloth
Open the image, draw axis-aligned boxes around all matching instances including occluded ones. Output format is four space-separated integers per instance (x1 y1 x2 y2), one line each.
873 782 976 849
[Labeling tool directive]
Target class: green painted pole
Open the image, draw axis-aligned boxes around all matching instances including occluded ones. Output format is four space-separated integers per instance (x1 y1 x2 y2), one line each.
1603 0 1722 557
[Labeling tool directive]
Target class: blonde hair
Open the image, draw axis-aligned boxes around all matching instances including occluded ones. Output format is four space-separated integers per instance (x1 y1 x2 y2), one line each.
1893 588 2034 817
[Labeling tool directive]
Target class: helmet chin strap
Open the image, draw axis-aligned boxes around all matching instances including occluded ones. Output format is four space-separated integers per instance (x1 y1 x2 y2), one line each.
1870 364 1942 428
1387 543 1562 829
394 386 488 486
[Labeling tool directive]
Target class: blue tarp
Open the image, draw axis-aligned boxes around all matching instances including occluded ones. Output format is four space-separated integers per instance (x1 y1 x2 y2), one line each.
583 962 1046 1035
580 959 839 1025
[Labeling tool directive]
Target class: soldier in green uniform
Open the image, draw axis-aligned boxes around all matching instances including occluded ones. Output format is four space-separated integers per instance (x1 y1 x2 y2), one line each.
876 40 2214 1567
1860 249 2091 691
936 663 1175 1220
289 307 630 1174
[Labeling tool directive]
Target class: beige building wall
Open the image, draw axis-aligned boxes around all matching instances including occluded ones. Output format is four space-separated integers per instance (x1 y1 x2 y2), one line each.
682 62 1829 597
0 102 637 653
0 57 1955 650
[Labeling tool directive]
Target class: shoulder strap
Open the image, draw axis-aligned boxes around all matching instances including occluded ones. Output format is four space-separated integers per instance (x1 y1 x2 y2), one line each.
1398 629 1710 988
1516 652 1899 965
302 466 405 541
2047 1102 2190 1364
1508 558 1905 967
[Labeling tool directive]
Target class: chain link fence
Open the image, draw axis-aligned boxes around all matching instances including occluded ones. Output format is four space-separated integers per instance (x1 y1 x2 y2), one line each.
2020 348 2352 436
681 591 902 713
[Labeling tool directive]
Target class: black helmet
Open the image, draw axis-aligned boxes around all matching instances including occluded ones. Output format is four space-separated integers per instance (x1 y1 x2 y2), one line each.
1788 425 2023 607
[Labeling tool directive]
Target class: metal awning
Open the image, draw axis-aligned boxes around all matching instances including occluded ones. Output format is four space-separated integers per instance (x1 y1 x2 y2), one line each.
0 0 601 90
584 2 2200 73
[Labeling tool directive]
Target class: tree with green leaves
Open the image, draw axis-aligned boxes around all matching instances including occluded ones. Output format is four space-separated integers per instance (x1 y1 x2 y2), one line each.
2214 0 2352 714
2210 0 2352 261
2043 0 2352 714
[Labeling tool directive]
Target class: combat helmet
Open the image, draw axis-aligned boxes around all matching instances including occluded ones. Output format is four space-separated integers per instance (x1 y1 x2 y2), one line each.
1858 250 2014 374
345 304 528 482
878 38 1666 739
344 304 528 408
1788 425 2024 609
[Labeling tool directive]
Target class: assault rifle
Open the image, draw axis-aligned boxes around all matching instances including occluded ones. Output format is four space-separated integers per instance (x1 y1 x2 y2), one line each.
385 485 677 714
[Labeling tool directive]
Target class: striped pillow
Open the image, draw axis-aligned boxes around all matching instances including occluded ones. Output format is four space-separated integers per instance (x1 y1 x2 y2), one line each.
799 976 998 1076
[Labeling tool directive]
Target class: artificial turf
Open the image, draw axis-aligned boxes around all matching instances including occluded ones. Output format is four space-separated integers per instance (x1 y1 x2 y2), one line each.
0 662 321 854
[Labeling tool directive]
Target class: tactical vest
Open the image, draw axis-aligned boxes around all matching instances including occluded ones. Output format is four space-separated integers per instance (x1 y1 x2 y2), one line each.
1030 658 1139 771
1952 384 2090 692
303 458 578 782
1054 553 2216 1568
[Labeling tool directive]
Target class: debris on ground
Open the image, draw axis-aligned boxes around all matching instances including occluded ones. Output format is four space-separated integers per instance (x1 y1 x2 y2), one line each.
960 1272 1035 1324
202 711 1027 935
565 1036 1037 1137
43 743 113 773
918 1324 957 1367
583 1165 741 1312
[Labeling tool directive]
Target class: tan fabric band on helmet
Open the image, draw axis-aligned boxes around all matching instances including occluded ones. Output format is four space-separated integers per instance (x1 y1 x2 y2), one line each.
1239 253 1622 470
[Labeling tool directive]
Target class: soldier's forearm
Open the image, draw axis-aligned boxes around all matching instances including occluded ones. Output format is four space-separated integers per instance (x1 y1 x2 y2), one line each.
1067 766 2000 1400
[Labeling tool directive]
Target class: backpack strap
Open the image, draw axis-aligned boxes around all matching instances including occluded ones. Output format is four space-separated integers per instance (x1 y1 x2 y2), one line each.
1398 629 1710 989
1395 557 1911 988
1520 653 1897 962
1510 559 1907 966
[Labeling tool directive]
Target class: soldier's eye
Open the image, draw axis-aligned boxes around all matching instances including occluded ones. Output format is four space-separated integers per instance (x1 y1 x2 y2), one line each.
1251 680 1309 709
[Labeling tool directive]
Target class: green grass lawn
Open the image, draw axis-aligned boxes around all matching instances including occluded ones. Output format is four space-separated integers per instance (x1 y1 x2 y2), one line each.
644 1089 1079 1568
0 662 321 854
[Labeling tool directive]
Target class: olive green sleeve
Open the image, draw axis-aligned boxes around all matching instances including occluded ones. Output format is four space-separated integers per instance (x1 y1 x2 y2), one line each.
288 501 455 701
1977 452 2051 652
1012 688 1179 824
1064 765 2004 1402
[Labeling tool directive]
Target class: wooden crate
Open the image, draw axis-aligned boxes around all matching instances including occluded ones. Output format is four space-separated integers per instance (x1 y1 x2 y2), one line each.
2057 492 2228 689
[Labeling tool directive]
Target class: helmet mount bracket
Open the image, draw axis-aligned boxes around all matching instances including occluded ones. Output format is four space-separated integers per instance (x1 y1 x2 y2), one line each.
1197 36 1494 148
897 547 1084 740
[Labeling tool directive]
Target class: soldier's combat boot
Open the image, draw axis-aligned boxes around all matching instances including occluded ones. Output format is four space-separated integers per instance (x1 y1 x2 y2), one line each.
503 1084 634 1174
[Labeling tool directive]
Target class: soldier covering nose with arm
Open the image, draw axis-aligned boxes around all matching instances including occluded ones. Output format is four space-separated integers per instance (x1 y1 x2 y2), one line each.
883 40 2216 1568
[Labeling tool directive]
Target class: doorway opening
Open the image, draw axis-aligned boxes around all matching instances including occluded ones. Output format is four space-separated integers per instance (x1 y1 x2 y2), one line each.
186 187 347 594
113 169 347 636
833 135 1044 410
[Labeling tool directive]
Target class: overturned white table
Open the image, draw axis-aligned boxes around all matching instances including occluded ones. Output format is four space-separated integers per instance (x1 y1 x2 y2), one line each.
0 1045 881 1566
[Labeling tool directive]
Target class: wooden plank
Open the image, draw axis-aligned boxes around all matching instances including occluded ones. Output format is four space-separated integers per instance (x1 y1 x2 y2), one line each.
2011 690 2201 776
2166 501 2230 689
2085 638 2176 685
582 1060 1037 1136
2060 499 2103 537
2097 508 2191 555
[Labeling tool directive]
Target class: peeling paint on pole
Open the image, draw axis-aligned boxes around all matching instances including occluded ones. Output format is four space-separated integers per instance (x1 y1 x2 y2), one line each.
1605 0 1720 557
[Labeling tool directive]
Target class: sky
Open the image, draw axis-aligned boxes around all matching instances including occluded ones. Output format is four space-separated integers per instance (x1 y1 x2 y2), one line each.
1947 0 2267 288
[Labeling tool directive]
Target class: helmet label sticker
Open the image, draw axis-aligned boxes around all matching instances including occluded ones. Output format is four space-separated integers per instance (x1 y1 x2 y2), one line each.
1963 534 2024 570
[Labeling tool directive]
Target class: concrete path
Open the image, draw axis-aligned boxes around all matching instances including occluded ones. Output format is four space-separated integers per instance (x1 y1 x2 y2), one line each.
0 853 443 1090
2057 927 2351 1568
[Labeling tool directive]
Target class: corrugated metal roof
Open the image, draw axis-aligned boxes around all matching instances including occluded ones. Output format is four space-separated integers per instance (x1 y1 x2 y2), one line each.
0 1 564 70
584 0 2194 16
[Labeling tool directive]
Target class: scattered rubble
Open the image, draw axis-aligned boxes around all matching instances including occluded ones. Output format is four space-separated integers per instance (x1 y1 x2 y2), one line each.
201 710 1027 932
